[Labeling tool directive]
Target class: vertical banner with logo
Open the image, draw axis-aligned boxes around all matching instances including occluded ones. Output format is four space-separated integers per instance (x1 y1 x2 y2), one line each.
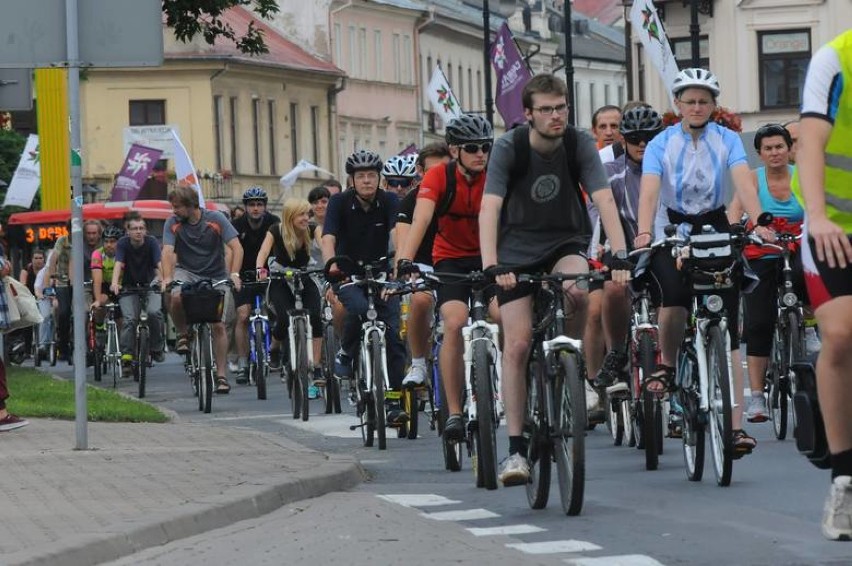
171 129 205 208
109 143 163 202
3 134 41 208
630 0 679 108
427 65 462 125
491 23 533 128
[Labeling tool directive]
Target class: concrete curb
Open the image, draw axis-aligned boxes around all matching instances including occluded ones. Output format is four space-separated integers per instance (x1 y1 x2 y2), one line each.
7 455 365 566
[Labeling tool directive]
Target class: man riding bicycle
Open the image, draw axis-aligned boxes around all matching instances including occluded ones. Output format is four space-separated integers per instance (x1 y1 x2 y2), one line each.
479 73 631 486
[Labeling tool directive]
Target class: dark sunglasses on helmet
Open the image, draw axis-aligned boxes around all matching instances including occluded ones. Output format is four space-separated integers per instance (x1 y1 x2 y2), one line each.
461 142 492 154
386 178 412 188
622 130 659 146
756 123 788 137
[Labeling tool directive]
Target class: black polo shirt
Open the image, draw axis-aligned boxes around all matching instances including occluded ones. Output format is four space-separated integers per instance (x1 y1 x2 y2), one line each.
323 188 398 264
232 211 280 272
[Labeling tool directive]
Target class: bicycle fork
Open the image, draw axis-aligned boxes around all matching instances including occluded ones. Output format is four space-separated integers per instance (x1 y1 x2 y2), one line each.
462 320 503 428
694 317 736 413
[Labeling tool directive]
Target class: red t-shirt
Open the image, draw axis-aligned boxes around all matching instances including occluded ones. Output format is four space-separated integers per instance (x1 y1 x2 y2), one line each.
418 163 484 264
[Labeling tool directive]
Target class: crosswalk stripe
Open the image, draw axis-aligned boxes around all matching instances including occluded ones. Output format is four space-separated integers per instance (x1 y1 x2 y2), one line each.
467 524 546 536
422 508 500 521
506 540 602 554
378 494 461 507
565 555 666 566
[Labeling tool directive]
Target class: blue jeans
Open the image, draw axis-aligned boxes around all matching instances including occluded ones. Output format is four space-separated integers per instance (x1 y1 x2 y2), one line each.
336 284 405 390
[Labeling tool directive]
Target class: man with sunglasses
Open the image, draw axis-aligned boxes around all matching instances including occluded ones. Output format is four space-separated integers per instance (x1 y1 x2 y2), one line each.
382 154 418 197
396 114 499 443
593 106 664 390
480 73 632 486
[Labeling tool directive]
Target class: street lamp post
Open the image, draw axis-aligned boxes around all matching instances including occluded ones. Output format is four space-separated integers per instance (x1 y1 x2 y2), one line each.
563 0 575 126
690 0 700 67
469 0 518 126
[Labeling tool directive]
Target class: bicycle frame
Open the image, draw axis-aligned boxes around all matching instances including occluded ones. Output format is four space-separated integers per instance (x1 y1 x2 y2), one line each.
690 306 733 413
248 284 271 376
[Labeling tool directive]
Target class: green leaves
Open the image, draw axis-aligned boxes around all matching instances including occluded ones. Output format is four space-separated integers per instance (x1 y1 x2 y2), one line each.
163 0 280 55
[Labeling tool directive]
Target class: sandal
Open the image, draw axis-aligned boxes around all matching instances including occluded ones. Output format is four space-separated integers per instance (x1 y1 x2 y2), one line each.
732 429 756 459
216 377 231 394
644 364 675 394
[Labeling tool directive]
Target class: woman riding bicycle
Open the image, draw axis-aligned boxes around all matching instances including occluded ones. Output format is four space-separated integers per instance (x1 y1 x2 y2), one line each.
727 124 808 423
257 198 323 387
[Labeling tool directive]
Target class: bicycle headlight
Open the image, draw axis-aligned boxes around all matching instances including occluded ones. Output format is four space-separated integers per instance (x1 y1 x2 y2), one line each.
367 307 378 321
705 294 724 313
782 292 798 307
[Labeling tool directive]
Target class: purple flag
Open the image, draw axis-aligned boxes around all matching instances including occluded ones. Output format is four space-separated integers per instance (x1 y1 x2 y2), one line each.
399 143 418 156
491 23 533 128
110 143 163 202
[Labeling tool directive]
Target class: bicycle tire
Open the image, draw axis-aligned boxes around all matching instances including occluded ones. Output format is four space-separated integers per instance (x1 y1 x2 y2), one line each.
553 350 585 516
295 318 311 421
199 326 214 414
33 326 42 368
403 386 419 439
622 398 635 447
678 344 705 482
438 393 462 471
136 326 148 399
606 390 624 446
472 335 498 490
93 344 103 382
370 333 387 450
288 354 302 420
323 323 341 414
769 321 788 440
633 332 657 469
49 343 57 367
707 325 732 486
253 319 268 400
525 358 551 509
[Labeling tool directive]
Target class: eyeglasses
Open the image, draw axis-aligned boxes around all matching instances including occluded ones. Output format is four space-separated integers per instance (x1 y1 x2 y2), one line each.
622 130 660 146
386 178 413 188
532 103 569 116
461 142 492 154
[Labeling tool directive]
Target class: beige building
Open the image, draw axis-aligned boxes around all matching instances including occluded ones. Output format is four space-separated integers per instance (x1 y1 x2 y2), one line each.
628 0 850 130
81 7 344 206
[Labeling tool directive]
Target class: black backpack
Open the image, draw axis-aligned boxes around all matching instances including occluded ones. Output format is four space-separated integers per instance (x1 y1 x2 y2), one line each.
434 124 584 217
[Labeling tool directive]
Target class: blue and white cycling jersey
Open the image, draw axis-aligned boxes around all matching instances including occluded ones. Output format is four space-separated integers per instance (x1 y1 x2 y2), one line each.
643 122 748 238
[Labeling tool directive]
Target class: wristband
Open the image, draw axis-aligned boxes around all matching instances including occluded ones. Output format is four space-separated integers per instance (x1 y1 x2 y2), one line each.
230 272 240 278
636 231 651 238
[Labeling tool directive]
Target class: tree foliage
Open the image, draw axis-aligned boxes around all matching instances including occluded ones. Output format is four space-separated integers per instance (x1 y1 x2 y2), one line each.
0 129 26 185
163 0 281 55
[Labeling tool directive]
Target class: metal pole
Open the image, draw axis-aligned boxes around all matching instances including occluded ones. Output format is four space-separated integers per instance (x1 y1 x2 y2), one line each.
66 0 87 449
690 0 700 68
563 0 575 126
483 0 494 126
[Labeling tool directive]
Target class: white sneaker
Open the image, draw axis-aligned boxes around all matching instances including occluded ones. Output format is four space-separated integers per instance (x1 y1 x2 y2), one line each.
746 394 769 423
822 475 852 541
805 327 822 355
402 363 428 386
585 380 600 411
498 453 530 487
227 360 239 373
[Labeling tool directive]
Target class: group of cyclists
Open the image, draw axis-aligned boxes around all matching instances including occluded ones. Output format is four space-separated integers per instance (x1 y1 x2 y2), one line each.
12 28 851 541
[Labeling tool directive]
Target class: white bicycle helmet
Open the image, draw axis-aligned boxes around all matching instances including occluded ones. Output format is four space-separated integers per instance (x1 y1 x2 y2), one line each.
672 68 720 98
382 154 417 179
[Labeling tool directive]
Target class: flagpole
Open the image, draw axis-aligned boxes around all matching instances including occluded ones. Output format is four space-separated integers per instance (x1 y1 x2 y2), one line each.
563 0 575 126
483 0 494 126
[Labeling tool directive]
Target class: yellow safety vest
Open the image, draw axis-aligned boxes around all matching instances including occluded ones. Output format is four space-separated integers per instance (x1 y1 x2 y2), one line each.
793 30 852 231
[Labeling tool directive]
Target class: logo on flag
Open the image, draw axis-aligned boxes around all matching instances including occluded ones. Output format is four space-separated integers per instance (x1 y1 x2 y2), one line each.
110 143 163 202
630 0 679 108
427 66 462 124
491 23 532 129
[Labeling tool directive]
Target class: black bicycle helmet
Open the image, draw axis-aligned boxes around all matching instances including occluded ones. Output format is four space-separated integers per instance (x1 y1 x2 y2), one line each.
103 225 124 240
445 113 493 145
242 186 268 204
620 106 663 134
345 149 383 175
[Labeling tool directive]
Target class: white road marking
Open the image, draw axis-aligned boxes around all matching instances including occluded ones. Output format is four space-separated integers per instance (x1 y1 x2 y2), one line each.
422 508 500 521
506 540 602 554
278 414 362 438
378 494 461 507
213 413 287 421
467 524 546 536
565 555 666 566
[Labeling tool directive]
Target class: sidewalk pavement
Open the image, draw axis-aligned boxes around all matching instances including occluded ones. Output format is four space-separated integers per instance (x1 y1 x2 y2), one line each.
0 418 364 566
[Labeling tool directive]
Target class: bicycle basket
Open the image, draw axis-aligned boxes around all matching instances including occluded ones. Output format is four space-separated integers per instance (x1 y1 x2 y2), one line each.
182 287 225 323
685 232 738 291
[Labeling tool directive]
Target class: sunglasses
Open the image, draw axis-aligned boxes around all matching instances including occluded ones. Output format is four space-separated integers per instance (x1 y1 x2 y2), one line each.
386 178 412 188
461 142 492 154
756 124 788 137
622 130 659 145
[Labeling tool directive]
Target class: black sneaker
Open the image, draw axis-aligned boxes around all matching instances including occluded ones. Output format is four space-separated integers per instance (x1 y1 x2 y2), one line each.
268 349 282 371
235 367 249 385
593 349 628 388
443 413 464 442
385 402 410 427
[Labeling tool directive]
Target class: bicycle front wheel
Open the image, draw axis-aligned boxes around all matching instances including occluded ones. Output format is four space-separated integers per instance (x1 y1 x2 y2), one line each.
199 326 214 414
707 325 733 486
472 336 498 490
295 318 311 421
323 323 341 414
370 333 387 450
768 321 788 440
136 326 148 398
253 319 268 401
525 357 551 509
553 350 585 516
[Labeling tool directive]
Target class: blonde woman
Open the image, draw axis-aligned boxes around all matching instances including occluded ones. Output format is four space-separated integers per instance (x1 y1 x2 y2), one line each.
257 198 323 389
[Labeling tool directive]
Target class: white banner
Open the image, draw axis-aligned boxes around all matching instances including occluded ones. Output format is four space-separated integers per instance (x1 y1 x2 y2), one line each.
630 0 679 108
171 129 205 208
426 65 462 124
3 134 40 208
124 124 180 160
279 159 335 189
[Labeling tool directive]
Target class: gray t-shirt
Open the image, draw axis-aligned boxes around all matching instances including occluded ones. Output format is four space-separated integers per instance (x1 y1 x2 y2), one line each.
484 127 609 266
163 209 238 279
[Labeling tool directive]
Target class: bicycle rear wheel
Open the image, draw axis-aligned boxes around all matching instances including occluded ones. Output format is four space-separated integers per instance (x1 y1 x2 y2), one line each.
136 326 148 398
707 325 732 486
253 320 268 400
295 318 311 421
553 350 585 516
402 386 419 439
199 326 214 414
370 333 387 450
606 391 624 446
472 336 498 490
525 358 551 509
323 323 341 414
